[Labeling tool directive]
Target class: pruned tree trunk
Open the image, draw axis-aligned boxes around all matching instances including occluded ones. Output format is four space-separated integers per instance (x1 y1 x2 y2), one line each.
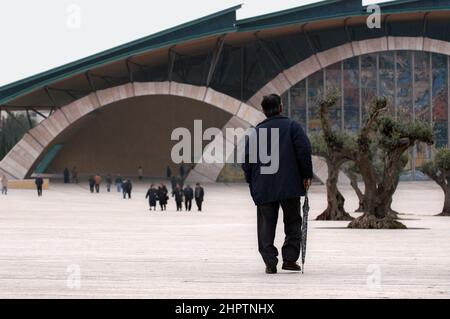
316 159 354 221
438 189 450 216
349 153 406 229
349 173 365 212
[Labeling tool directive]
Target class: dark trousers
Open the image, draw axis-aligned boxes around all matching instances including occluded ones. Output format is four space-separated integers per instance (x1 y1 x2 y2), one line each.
95 184 100 193
185 199 192 211
257 197 302 267
176 201 182 211
37 186 43 197
89 185 94 193
123 191 131 199
195 199 203 211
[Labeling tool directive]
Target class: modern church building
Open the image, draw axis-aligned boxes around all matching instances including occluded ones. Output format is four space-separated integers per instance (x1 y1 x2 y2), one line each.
1 0 450 182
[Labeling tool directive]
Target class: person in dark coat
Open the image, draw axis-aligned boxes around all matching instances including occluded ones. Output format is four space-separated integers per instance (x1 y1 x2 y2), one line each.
88 176 95 193
35 176 44 197
166 166 172 180
158 184 169 211
194 183 204 212
63 168 70 184
122 179 132 199
115 174 123 193
146 184 158 211
180 163 185 179
172 184 184 211
242 94 313 275
183 184 194 211
170 176 177 192
106 174 112 192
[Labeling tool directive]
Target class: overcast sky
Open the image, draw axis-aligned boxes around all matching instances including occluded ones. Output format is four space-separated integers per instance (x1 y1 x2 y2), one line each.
0 0 393 86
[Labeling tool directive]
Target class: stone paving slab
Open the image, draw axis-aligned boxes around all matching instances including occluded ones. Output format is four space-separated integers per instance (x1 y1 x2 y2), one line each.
0 181 449 299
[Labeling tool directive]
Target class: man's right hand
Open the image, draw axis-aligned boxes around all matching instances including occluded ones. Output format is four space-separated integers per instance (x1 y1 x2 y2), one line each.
303 178 312 191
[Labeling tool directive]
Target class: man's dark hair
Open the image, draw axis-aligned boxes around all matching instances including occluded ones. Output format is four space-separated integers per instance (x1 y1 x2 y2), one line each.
261 94 282 117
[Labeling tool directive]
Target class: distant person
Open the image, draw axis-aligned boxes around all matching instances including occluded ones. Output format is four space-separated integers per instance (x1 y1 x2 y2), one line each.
146 184 158 211
115 174 123 193
94 174 102 193
63 168 70 184
138 166 144 181
166 166 172 179
242 94 313 274
172 183 184 211
88 176 95 193
123 179 132 199
1 174 8 195
106 174 112 193
35 176 44 197
158 184 169 211
180 163 185 179
71 166 79 184
170 176 177 192
194 183 204 212
183 184 194 211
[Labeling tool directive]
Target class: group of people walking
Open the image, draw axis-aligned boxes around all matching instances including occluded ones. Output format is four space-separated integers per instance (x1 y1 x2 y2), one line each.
148 183 204 212
88 174 133 199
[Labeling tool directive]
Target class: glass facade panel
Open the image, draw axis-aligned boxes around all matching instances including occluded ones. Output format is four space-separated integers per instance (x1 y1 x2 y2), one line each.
290 80 307 128
343 57 360 132
282 50 449 180
325 62 342 130
308 71 324 133
432 53 449 148
379 52 395 115
396 51 413 120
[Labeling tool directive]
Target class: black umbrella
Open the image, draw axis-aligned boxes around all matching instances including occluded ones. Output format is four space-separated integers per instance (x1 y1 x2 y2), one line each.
301 192 310 274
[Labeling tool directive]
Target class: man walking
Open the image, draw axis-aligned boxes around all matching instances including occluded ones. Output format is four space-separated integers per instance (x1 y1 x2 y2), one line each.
94 174 102 193
138 166 144 181
123 179 132 199
242 94 313 275
172 184 184 211
106 174 112 192
115 174 123 193
1 174 8 195
183 184 194 211
88 175 95 193
194 183 204 212
71 166 79 184
35 176 44 197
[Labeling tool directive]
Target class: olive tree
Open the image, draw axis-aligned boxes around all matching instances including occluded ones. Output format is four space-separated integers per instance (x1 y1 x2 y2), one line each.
311 94 355 221
422 148 450 216
348 101 434 229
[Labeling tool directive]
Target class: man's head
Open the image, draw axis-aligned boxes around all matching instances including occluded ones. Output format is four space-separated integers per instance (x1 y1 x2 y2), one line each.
261 94 283 118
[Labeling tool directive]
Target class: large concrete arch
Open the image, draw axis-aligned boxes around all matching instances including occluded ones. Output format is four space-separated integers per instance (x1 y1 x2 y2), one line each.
188 36 450 183
246 36 450 108
0 82 265 180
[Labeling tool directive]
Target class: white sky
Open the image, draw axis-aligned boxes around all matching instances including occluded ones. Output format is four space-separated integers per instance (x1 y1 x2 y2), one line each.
0 0 393 87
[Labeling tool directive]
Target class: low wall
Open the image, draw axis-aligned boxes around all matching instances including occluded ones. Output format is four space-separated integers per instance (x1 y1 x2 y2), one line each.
7 179 50 190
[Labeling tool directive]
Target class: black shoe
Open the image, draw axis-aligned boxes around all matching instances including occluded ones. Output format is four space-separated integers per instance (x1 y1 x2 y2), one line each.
282 261 301 272
265 265 277 274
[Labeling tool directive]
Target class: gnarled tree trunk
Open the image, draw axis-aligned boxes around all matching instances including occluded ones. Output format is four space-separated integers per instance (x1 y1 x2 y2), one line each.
349 152 406 229
316 159 354 221
439 188 450 216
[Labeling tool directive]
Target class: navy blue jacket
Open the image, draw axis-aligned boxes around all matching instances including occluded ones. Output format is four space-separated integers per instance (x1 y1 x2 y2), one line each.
242 115 313 205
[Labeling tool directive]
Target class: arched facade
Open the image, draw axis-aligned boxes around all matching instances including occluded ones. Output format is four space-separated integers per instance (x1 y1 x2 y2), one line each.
3 1 450 182
0 82 265 180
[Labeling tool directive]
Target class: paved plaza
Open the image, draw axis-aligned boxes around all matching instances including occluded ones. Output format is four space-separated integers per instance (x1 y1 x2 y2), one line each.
0 180 449 299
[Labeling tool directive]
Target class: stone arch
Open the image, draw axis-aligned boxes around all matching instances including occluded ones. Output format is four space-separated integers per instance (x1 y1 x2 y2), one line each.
246 36 450 108
0 82 265 180
189 36 450 183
